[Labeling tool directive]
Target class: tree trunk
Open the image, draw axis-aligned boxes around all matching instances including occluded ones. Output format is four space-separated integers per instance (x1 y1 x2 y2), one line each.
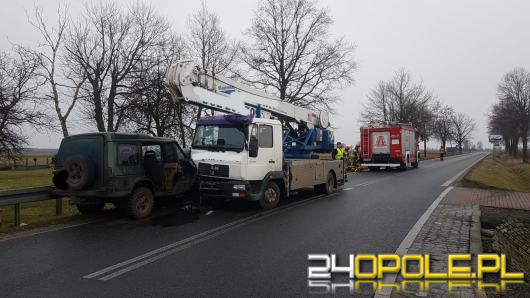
423 140 427 157
522 134 528 163
60 118 69 137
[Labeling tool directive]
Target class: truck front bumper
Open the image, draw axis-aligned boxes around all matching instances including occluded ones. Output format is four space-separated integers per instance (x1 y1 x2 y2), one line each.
199 178 263 201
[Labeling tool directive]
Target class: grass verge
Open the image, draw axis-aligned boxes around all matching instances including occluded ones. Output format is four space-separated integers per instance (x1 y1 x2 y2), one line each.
0 168 53 190
0 169 85 235
462 154 530 193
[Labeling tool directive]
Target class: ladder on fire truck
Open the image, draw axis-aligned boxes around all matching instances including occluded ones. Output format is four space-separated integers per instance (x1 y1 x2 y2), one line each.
164 59 335 158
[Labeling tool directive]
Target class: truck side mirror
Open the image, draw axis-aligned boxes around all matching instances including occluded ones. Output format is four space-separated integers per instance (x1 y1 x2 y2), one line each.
249 136 258 157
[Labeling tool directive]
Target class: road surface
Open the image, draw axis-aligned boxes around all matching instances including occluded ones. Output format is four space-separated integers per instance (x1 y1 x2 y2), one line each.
0 152 487 297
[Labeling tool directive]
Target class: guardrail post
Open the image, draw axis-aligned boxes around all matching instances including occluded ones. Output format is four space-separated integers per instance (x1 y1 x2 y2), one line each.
14 203 21 227
55 198 63 216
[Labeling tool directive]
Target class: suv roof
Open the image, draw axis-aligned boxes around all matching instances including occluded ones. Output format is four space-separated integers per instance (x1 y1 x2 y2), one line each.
65 132 175 143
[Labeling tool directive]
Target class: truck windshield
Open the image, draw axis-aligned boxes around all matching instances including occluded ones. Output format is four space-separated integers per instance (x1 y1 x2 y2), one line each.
192 125 245 152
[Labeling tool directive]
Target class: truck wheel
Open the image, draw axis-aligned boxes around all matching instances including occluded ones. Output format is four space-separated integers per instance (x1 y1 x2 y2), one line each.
76 203 104 215
369 167 380 172
324 172 336 194
412 161 419 168
127 187 154 219
259 182 280 209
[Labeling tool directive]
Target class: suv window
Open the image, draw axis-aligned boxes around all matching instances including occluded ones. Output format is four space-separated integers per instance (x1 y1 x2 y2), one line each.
259 125 273 148
117 144 139 166
163 142 184 162
57 137 100 165
142 144 162 161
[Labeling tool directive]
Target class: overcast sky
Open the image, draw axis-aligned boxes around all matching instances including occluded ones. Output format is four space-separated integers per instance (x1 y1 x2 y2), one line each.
2 0 530 149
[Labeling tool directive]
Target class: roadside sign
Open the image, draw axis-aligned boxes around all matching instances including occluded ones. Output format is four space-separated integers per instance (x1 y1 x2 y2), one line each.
488 135 503 143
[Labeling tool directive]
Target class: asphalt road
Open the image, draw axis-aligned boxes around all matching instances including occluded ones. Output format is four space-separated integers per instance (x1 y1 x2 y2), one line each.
0 152 487 297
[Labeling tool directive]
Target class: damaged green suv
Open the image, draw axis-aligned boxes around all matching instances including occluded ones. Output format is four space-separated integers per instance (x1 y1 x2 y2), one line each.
52 133 197 219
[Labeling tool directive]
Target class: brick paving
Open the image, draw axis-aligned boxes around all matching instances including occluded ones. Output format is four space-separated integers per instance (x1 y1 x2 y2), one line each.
444 187 530 210
392 204 477 298
390 186 530 297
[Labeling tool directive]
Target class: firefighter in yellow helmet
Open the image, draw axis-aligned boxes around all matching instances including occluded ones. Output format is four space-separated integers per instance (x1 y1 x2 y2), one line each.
332 142 345 160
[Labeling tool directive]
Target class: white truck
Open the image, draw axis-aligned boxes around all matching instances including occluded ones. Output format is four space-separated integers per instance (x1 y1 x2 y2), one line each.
165 60 345 209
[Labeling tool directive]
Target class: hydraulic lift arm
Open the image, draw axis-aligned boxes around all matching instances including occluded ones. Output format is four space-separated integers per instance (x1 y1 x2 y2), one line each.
165 59 334 157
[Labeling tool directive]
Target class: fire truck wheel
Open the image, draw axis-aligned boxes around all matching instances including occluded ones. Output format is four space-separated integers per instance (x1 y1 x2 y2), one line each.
412 161 419 168
369 167 380 172
259 182 280 209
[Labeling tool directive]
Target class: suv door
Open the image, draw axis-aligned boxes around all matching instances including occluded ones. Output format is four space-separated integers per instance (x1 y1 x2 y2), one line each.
141 143 164 191
163 142 197 195
116 143 142 192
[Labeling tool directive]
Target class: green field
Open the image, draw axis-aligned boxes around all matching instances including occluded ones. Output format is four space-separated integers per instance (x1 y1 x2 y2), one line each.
463 154 530 193
0 169 80 234
0 168 53 190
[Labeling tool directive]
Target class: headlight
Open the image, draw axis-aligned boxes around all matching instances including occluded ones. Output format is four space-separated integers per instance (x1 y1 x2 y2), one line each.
233 184 246 191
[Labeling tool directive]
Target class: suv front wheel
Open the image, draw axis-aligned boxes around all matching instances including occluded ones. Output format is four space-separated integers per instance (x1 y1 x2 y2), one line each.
127 186 154 219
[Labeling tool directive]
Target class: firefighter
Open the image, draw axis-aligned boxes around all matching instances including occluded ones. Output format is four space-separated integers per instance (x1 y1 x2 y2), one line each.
439 146 446 161
352 145 360 165
332 142 345 160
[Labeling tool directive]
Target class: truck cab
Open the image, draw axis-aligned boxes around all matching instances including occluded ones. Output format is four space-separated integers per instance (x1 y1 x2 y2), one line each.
192 115 285 208
192 115 345 209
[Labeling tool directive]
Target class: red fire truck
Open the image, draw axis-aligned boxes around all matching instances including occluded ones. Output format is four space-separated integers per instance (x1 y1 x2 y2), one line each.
360 122 420 170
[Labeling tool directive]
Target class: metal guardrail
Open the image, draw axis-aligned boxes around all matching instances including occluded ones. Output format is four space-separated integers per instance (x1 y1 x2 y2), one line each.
0 186 62 227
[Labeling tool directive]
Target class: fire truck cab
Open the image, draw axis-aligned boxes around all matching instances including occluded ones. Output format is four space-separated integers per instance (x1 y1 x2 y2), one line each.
360 122 420 170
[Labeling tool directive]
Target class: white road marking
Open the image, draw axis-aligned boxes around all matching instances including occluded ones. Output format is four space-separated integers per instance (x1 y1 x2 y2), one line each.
374 153 487 297
0 219 103 243
373 186 454 298
84 193 335 281
343 187 352 191
205 210 214 216
440 153 487 186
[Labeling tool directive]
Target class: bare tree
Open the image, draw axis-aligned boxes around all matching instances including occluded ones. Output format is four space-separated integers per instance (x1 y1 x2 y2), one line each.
0 48 48 156
361 69 435 155
432 103 455 149
27 6 85 137
497 68 530 162
125 34 196 146
187 1 238 77
64 2 169 132
488 101 520 157
238 0 356 110
452 112 476 153
187 1 238 119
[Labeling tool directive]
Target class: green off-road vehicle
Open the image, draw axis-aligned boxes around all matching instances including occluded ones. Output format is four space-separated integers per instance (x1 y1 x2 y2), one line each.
52 133 197 219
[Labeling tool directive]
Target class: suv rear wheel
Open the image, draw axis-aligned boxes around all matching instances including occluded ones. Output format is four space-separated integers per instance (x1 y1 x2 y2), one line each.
127 186 154 219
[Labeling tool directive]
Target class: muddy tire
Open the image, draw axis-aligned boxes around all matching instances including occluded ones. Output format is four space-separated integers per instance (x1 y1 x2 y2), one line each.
259 182 280 209
76 203 104 215
63 155 95 191
127 187 154 219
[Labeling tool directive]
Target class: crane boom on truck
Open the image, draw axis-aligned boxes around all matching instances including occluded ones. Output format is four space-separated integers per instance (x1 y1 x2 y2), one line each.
165 60 334 158
165 60 345 209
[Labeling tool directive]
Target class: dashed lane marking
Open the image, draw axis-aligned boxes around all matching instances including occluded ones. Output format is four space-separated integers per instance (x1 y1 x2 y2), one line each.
84 193 336 281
